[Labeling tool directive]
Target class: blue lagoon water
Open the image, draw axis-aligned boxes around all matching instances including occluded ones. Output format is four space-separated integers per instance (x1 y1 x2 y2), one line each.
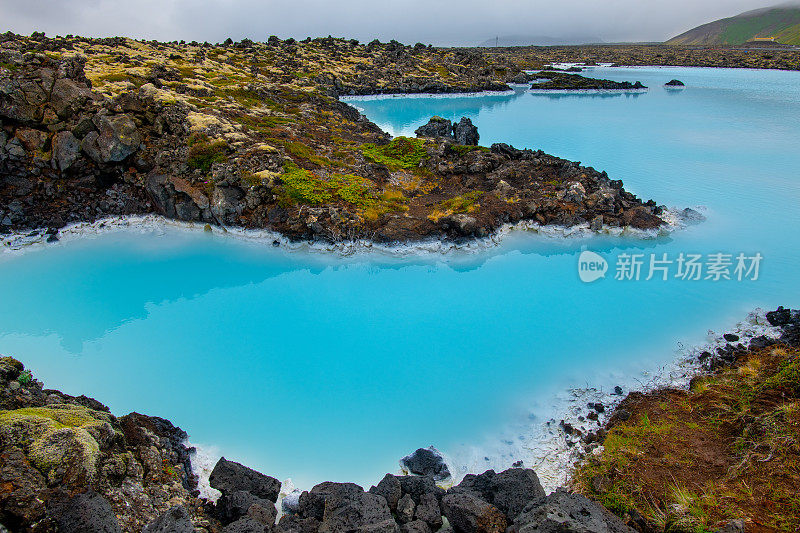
2 67 800 488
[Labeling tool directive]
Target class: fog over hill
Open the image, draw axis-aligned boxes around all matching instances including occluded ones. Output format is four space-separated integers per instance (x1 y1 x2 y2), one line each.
668 3 800 45
0 0 791 45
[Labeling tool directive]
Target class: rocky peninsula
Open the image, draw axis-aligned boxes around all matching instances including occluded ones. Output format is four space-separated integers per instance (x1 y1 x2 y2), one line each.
0 32 670 245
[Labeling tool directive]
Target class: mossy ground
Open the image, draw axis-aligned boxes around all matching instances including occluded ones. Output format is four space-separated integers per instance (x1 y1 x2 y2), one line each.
277 162 409 219
572 346 800 532
361 137 429 170
10 35 555 234
427 191 484 222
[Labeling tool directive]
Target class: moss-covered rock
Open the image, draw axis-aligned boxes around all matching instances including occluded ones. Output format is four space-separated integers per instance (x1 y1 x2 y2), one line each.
0 404 116 485
0 356 24 381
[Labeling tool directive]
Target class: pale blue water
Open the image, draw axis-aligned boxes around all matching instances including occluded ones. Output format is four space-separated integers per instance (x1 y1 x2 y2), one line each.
1 67 800 488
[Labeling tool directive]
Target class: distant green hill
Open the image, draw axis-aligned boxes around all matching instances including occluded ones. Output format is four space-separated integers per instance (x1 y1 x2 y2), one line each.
667 5 800 45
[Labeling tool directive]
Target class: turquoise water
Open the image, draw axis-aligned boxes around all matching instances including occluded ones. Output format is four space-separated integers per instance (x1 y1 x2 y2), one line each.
2 67 800 488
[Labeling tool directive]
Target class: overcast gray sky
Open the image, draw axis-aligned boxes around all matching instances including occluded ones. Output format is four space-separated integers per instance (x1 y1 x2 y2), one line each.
0 0 789 46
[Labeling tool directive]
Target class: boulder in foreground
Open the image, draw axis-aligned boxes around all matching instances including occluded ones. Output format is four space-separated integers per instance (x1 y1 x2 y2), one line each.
400 446 452 481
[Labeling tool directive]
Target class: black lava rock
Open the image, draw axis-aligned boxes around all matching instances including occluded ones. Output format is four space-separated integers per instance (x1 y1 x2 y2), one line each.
414 116 453 139
400 446 451 481
514 488 635 532
210 458 281 502
452 117 479 146
144 505 195 533
47 491 121 533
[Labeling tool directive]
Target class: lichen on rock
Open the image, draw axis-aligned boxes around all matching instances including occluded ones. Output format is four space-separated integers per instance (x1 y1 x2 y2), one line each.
0 403 116 484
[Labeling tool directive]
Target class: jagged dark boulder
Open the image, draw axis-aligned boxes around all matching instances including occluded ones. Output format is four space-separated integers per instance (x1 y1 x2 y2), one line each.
47 490 121 533
299 482 397 533
52 130 81 170
490 469 546 521
223 517 270 533
766 306 795 327
298 481 365 520
370 473 403 511
513 489 634 532
275 514 321 533
209 458 281 502
414 493 442 529
397 475 445 503
217 490 276 525
143 505 196 533
397 493 416 523
749 335 776 350
400 446 451 481
414 116 453 139
441 492 507 533
450 469 545 521
401 520 432 533
452 117 479 146
86 113 141 163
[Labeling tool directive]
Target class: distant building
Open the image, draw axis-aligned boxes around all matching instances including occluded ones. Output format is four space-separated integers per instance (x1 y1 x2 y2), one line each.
751 37 776 42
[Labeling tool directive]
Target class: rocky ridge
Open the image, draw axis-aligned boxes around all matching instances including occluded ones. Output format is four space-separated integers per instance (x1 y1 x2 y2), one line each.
0 32 665 245
480 44 800 72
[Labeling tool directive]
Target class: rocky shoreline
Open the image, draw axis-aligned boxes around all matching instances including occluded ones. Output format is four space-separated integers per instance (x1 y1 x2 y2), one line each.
0 352 637 532
1 306 795 532
0 32 671 246
571 307 800 531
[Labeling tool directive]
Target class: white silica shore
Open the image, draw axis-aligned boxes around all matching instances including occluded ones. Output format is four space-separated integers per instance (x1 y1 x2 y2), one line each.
0 205 703 260
184 307 779 497
338 90 516 102
445 307 782 493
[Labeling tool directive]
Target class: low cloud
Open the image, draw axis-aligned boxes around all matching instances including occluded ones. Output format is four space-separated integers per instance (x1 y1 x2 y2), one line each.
0 0 779 46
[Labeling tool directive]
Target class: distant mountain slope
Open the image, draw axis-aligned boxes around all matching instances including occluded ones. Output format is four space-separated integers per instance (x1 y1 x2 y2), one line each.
478 35 604 47
667 5 800 45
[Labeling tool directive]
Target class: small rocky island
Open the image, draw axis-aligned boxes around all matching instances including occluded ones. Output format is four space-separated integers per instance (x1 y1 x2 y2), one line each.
0 33 664 245
530 72 646 91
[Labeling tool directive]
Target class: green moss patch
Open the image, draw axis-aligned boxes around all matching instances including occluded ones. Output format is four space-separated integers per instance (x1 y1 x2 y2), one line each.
279 163 373 207
361 137 429 170
187 133 228 171
761 357 800 395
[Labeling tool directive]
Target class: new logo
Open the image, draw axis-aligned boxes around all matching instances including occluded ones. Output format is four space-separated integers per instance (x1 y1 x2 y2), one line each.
578 250 608 283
